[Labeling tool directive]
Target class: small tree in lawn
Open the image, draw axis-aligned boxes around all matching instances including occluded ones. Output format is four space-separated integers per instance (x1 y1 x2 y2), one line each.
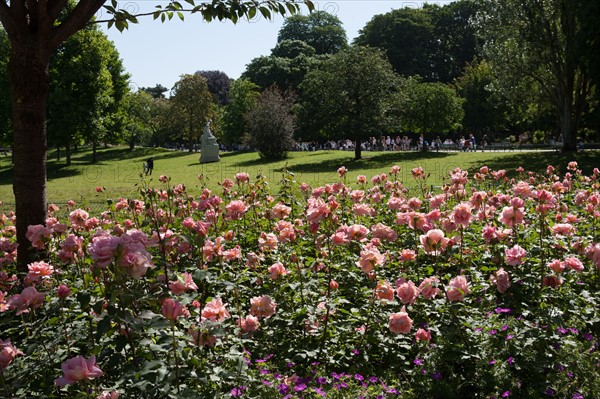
244 86 295 160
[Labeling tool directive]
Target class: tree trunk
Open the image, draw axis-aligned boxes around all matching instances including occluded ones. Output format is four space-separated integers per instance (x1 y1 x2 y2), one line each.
9 41 51 272
559 99 577 152
354 139 362 160
66 143 72 166
129 139 135 150
92 141 97 163
56 145 60 162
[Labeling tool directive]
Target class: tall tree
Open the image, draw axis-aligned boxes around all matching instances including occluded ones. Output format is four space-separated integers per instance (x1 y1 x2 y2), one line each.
122 90 153 150
277 10 347 55
454 59 508 133
355 7 436 80
399 77 464 134
47 26 128 165
244 85 295 160
0 28 9 148
477 0 595 151
196 70 231 106
221 78 260 146
0 0 312 270
429 0 480 83
170 74 214 152
298 46 398 160
141 84 168 99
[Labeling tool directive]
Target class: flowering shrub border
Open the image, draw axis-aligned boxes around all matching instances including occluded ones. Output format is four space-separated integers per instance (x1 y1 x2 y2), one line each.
0 164 599 398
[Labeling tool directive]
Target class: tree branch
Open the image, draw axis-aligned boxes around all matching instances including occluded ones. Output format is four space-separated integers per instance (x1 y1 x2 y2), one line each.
47 0 69 21
49 0 105 49
0 1 19 35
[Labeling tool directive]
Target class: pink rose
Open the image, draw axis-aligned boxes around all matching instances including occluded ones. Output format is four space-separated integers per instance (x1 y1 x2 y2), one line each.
355 243 385 273
169 272 198 295
57 284 72 299
491 268 511 293
201 298 230 322
250 295 277 319
225 200 249 220
8 286 46 315
268 262 288 279
446 275 469 302
55 355 103 386
389 307 413 334
26 224 51 249
564 257 584 272
396 281 418 305
26 261 54 284
420 229 449 255
161 298 188 321
88 234 120 268
238 315 260 333
0 338 23 370
452 203 472 228
376 281 395 301
505 245 527 266
415 328 432 342
418 277 441 299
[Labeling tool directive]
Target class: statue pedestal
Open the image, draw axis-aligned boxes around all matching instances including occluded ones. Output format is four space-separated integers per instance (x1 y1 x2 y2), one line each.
200 143 220 163
200 123 220 163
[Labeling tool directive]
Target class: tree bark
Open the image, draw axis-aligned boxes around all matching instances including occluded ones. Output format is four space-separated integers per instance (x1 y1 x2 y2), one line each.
354 139 362 160
9 40 51 272
92 141 97 163
66 142 71 166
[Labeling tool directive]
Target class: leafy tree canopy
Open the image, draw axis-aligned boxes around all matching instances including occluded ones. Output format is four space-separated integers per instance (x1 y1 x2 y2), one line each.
277 10 347 55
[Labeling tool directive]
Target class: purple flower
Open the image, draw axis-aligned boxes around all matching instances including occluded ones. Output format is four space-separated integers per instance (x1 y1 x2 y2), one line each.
489 359 497 365
278 383 289 394
316 377 328 384
490 329 497 335
506 334 514 340
507 357 514 365
572 393 584 399
352 349 361 355
502 390 511 397
583 332 593 341
354 374 364 381
386 387 399 394
230 387 244 397
315 387 326 397
414 358 424 366
501 325 509 331
369 376 378 383
495 307 511 314
545 388 555 396
261 380 272 386
294 383 307 392
558 327 568 334
432 372 442 380
569 328 578 334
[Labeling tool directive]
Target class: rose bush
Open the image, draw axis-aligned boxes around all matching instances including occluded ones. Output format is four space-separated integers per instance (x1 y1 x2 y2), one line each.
0 164 599 398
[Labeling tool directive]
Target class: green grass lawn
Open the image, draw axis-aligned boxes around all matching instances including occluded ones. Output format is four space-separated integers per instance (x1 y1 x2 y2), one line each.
0 146 598 210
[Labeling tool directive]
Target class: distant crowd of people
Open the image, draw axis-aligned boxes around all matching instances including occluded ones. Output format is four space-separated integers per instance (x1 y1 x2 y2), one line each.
292 133 489 153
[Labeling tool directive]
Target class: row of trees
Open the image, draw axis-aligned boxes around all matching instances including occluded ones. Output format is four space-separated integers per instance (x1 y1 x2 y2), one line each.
3 1 598 162
237 1 599 152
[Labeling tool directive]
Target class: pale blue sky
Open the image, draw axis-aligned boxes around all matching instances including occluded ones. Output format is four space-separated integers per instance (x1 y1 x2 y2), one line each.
101 1 450 93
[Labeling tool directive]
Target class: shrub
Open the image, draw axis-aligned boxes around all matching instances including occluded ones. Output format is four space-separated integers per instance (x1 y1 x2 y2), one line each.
0 162 599 398
244 85 295 160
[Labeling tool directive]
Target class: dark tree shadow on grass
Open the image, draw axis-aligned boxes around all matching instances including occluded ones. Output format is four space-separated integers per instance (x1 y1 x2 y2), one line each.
279 151 453 174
